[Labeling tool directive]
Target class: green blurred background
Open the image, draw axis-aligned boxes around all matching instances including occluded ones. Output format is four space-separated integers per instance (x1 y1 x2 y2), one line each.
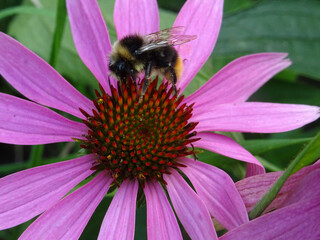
0 0 319 239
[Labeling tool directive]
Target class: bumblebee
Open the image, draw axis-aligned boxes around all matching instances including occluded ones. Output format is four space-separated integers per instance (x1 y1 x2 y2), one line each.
108 27 197 98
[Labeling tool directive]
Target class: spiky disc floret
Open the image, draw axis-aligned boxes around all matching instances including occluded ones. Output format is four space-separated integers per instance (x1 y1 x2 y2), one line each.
79 78 199 184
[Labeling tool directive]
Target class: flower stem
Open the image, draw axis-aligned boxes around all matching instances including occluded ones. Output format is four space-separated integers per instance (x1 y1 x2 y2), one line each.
249 131 320 219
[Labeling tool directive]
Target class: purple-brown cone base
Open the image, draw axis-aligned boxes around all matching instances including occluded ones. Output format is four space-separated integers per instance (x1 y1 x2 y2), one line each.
79 77 199 184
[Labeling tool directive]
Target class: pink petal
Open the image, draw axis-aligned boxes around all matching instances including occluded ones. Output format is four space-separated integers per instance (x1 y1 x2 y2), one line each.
164 169 217 240
0 154 95 230
192 132 264 174
245 163 266 177
180 158 249 230
219 198 320 240
144 180 182 240
19 171 112 240
280 168 320 208
191 102 320 133
0 93 86 145
174 0 223 92
114 0 159 38
185 53 291 105
98 179 138 240
236 161 320 212
0 33 93 119
66 0 114 93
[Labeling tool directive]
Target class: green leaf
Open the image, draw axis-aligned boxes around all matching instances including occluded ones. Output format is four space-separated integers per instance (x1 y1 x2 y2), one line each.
49 0 67 68
214 0 320 80
0 6 54 19
243 138 311 155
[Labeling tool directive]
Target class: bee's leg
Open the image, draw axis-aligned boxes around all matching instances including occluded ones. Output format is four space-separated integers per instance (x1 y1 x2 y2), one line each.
167 66 177 96
140 61 152 101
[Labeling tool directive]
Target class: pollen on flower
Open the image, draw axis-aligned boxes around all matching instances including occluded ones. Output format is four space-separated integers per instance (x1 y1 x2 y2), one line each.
79 77 199 184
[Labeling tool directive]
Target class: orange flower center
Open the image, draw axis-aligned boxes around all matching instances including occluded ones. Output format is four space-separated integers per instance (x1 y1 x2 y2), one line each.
79 78 199 184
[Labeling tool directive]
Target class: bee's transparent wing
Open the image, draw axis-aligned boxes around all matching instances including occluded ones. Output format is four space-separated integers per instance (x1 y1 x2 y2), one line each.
143 26 185 42
135 26 197 54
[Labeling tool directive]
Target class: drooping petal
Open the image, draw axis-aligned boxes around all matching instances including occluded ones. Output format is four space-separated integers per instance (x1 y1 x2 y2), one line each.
114 0 159 38
174 0 223 92
144 180 182 240
236 161 320 212
219 198 320 240
191 102 320 133
0 154 95 230
237 171 282 212
0 93 86 145
164 169 217 240
280 168 320 208
0 33 93 119
180 158 249 230
185 53 291 105
245 163 266 177
192 132 264 174
66 0 114 93
98 179 138 240
19 171 112 240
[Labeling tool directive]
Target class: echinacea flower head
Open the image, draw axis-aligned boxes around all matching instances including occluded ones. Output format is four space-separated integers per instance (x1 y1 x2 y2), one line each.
0 0 319 239
79 78 199 184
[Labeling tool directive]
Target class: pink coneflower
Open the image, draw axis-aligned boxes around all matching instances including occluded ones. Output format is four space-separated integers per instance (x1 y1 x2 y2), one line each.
220 161 320 239
0 0 319 239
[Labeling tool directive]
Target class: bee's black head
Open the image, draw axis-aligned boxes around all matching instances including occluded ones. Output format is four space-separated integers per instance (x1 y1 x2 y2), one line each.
109 59 137 82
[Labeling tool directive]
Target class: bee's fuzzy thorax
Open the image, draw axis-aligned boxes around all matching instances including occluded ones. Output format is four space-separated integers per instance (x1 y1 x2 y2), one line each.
114 43 135 61
110 41 134 63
